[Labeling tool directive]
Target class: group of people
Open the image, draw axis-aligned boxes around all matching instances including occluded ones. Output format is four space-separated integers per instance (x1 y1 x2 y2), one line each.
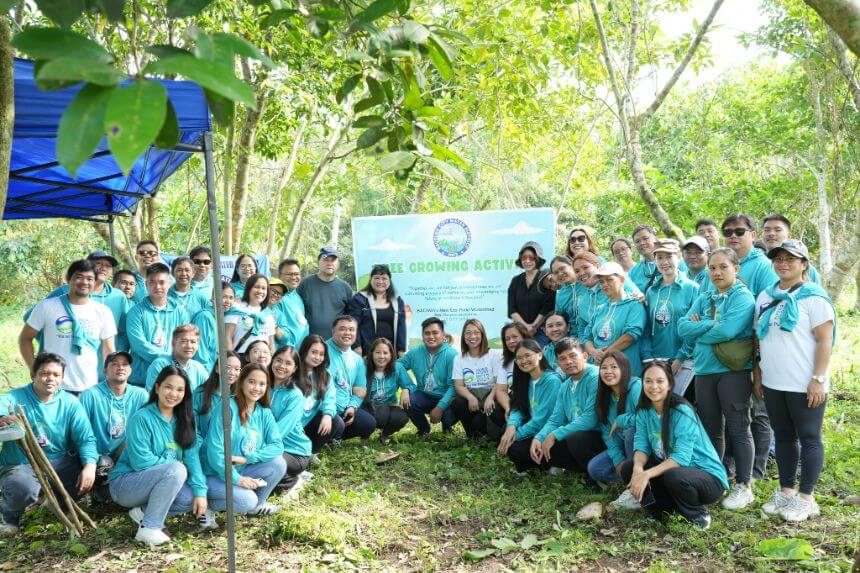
0 211 835 546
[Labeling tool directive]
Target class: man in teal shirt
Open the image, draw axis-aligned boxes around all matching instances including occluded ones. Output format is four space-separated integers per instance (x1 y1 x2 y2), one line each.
326 316 375 441
130 239 163 304
274 258 310 348
681 236 712 292
398 317 458 435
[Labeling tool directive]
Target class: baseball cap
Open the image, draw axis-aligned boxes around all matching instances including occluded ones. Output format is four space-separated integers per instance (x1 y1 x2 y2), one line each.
767 239 809 261
87 250 120 267
103 351 133 368
681 236 710 253
594 262 626 277
318 246 339 260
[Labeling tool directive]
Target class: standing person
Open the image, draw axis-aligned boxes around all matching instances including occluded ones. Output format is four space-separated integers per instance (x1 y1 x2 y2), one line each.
398 317 459 435
244 340 273 370
297 335 345 456
508 241 555 346
130 240 163 304
363 338 412 443
225 274 276 354
203 364 286 522
297 246 354 340
80 351 148 500
551 256 578 324
20 260 117 394
583 262 647 377
0 354 98 536
229 254 258 300
326 316 376 441
124 262 190 387
113 270 138 302
610 238 635 273
189 246 215 299
274 259 310 349
643 240 699 395
682 236 712 290
565 227 602 260
514 338 601 475
695 219 721 252
108 367 208 545
450 319 505 439
349 264 407 357
145 324 209 392
755 240 835 522
628 225 659 293
268 278 294 349
168 256 209 318
269 346 313 495
498 340 562 474
587 352 642 509
623 361 728 529
191 281 235 373
193 352 242 440
541 312 571 369
760 215 822 284
722 213 779 479
678 248 756 510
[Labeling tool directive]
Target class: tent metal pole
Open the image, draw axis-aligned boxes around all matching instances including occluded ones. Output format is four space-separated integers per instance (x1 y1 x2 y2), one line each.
108 216 117 257
202 131 236 573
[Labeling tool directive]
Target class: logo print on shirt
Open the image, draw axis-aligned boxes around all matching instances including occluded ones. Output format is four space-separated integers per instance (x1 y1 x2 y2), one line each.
243 429 259 455
335 371 348 389
242 315 254 329
35 422 52 447
165 442 180 461
108 407 125 439
597 321 612 341
655 304 671 325
55 316 73 336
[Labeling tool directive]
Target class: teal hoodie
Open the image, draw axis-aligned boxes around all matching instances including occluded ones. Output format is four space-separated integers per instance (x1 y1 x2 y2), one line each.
168 286 209 318
0 384 98 466
398 343 458 410
230 280 245 300
738 248 778 298
273 291 310 349
686 267 712 292
192 387 223 440
325 339 367 414
270 385 313 457
542 341 557 370
145 355 209 393
109 402 208 496
573 281 642 341
584 296 647 377
191 307 217 373
79 382 149 457
629 259 689 293
600 377 642 467
203 398 283 483
633 403 729 490
508 370 562 440
554 283 577 324
535 364 600 442
368 363 413 405
123 297 190 385
678 281 755 375
643 274 700 362
191 275 214 300
131 271 148 304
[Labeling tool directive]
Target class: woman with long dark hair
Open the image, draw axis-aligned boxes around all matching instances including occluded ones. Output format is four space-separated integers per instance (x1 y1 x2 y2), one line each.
229 254 258 299
451 319 505 439
203 364 286 520
269 346 314 496
362 338 412 443
225 274 276 353
621 361 728 529
349 264 407 356
109 367 208 546
297 335 344 457
193 351 242 439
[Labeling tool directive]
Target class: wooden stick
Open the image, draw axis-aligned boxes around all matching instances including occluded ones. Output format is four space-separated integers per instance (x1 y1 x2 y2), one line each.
16 406 84 533
15 438 78 535
71 497 97 529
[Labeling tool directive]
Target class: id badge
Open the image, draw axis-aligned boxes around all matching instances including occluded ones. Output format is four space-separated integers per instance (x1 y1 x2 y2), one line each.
655 304 671 325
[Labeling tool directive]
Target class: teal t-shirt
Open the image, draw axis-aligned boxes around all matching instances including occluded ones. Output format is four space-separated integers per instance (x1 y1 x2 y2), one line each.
325 339 367 414
368 363 412 405
270 385 313 457
535 364 600 442
168 286 210 318
203 398 283 483
144 355 209 393
507 370 562 440
123 298 190 385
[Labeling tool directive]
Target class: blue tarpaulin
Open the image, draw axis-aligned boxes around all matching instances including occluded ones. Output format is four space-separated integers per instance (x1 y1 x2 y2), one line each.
3 59 211 221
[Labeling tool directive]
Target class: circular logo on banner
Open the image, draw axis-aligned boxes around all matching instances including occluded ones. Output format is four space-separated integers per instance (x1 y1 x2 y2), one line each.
55 316 73 335
433 218 471 257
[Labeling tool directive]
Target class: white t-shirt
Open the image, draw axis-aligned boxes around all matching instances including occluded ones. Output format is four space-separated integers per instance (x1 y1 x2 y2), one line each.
755 288 835 393
225 302 276 352
452 349 503 390
499 359 515 386
27 297 117 392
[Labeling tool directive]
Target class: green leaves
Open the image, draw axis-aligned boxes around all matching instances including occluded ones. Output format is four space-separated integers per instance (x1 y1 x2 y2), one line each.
194 32 275 69
104 81 168 173
353 115 386 128
756 538 815 561
57 84 116 176
146 55 256 109
351 0 400 28
378 151 415 172
166 0 214 18
34 0 86 28
421 156 467 186
337 74 363 104
357 127 387 149
13 27 113 64
36 58 127 87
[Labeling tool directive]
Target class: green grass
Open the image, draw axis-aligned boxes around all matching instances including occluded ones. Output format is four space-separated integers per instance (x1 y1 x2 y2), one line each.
0 311 858 571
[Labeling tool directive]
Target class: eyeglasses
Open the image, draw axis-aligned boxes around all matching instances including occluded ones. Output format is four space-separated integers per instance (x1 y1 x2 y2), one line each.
569 235 588 243
237 264 256 270
192 259 212 266
772 255 801 264
137 250 158 257
722 228 749 238
115 280 136 287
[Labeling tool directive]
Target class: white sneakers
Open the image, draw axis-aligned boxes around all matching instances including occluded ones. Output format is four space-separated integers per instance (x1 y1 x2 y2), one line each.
198 509 219 530
761 489 793 516
721 483 755 510
610 489 642 511
251 502 280 516
128 506 144 525
135 527 170 546
780 495 820 522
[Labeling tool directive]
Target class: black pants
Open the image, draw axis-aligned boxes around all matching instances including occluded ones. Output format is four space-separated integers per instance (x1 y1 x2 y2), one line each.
620 458 725 521
451 395 507 438
695 371 754 484
506 430 605 473
764 387 826 494
363 403 410 437
342 407 377 440
304 412 346 453
750 395 773 479
280 452 311 491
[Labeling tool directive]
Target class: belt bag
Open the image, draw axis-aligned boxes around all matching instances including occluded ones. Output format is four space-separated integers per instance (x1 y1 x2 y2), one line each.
709 296 753 371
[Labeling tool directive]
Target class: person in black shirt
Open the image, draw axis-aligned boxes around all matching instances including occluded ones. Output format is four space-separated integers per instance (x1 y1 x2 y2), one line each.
508 241 555 346
349 264 407 357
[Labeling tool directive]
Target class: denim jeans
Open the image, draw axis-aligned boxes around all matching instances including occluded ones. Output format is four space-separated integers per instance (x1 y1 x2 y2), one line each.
206 457 286 513
405 390 457 435
587 429 635 483
109 462 195 529
0 455 81 526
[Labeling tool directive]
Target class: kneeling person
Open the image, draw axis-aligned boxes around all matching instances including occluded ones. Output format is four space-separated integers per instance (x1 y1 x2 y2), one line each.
326 316 376 441
364 338 412 443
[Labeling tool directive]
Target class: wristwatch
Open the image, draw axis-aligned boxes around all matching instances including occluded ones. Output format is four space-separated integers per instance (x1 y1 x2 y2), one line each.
811 375 827 384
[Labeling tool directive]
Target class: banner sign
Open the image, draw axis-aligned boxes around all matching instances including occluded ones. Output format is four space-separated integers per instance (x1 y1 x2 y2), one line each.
352 209 555 348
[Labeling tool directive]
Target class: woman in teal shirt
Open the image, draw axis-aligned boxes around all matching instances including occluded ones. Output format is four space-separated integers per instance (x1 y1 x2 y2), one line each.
584 262 647 377
191 281 235 373
622 361 728 529
229 253 257 300
541 311 571 370
363 338 412 443
109 367 208 546
550 256 578 324
203 364 286 520
269 346 314 496
193 351 242 440
498 339 562 474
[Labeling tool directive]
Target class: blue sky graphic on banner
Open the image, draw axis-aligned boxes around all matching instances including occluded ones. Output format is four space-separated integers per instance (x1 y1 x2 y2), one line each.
352 209 555 348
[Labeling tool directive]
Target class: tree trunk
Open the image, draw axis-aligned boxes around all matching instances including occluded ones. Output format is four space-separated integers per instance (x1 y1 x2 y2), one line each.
854 266 860 312
825 206 859 300
330 200 343 247
145 196 159 246
627 123 684 240
92 222 131 264
0 17 14 222
803 62 834 275
265 116 307 257
803 0 860 57
222 117 235 255
829 29 860 111
230 83 268 253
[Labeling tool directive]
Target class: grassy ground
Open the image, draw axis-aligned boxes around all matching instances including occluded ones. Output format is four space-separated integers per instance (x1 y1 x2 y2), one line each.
0 310 857 572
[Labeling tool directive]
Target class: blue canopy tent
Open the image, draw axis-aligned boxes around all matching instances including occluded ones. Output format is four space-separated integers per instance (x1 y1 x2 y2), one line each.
3 59 237 570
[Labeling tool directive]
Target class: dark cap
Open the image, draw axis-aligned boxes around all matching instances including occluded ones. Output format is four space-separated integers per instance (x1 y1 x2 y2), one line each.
318 246 339 260
87 250 119 267
103 351 133 368
767 239 809 261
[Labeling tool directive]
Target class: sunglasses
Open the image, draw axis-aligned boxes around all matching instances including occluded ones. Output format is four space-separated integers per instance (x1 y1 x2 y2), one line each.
569 235 588 243
137 250 158 257
192 259 212 265
722 228 749 238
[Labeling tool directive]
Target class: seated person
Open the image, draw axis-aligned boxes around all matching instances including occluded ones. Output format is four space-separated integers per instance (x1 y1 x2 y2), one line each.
326 316 377 441
362 338 412 444
451 319 506 439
